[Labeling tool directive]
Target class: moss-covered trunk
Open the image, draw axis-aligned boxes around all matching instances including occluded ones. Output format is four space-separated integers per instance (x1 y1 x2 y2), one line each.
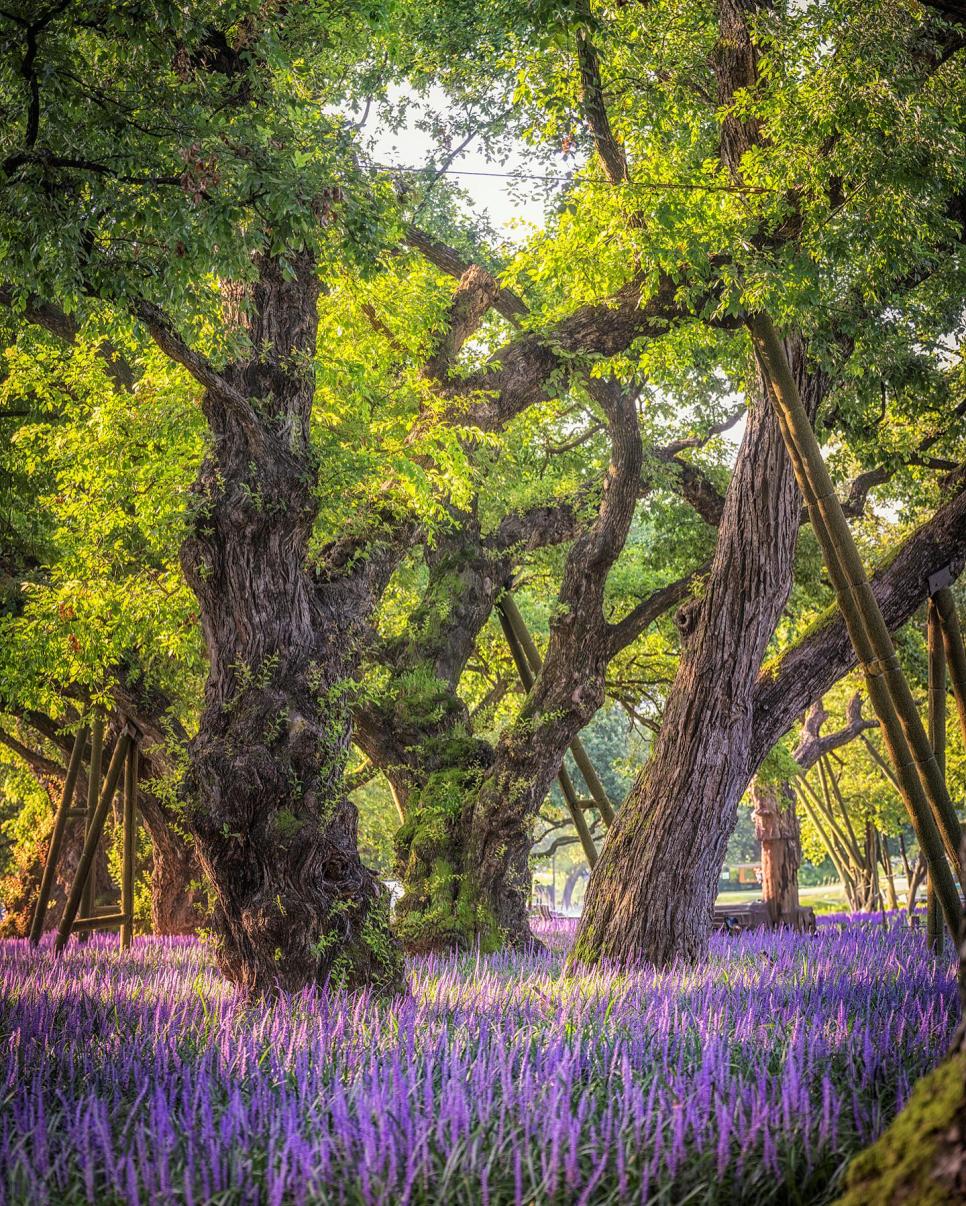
179 253 402 996
392 735 509 952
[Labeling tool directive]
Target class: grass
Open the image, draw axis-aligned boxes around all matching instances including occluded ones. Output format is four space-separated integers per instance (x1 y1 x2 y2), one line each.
0 913 957 1205
715 883 849 912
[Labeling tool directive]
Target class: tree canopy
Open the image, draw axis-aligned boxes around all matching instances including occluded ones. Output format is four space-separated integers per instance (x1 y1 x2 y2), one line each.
1 0 964 988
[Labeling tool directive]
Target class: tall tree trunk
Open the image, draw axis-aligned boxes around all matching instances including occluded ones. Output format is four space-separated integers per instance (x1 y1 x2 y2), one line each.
179 254 401 996
751 778 801 925
137 786 206 936
572 346 818 967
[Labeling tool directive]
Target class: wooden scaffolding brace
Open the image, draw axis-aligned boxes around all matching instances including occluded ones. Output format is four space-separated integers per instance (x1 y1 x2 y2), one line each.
496 595 616 868
29 710 141 951
925 573 966 949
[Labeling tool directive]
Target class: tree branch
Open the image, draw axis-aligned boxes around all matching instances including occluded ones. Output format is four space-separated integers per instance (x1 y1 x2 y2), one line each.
606 565 707 656
485 496 587 553
839 396 966 518
0 726 64 778
654 455 726 525
0 285 134 388
422 265 501 383
752 467 966 764
455 272 737 434
574 4 628 185
404 225 528 325
792 693 877 772
131 300 247 407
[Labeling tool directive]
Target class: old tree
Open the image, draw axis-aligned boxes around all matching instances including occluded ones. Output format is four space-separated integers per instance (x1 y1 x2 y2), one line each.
2 0 966 988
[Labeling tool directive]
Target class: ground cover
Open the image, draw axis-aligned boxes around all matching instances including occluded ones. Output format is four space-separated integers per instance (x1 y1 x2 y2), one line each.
0 916 957 1205
714 884 849 913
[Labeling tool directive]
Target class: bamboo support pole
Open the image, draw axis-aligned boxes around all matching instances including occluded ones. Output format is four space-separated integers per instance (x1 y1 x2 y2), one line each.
819 755 864 866
749 313 962 937
794 784 856 897
867 823 882 912
121 741 138 950
387 779 406 824
807 762 862 866
55 730 132 953
496 604 598 866
926 597 946 952
80 711 104 933
29 725 89 945
860 734 898 790
72 911 130 932
500 596 616 826
557 764 599 868
897 832 913 884
933 586 966 746
879 834 899 912
567 739 616 827
796 774 862 884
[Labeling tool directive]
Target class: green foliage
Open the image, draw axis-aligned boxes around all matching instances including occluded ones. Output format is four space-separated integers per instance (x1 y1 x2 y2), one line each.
353 775 400 878
0 4 402 325
1 0 965 953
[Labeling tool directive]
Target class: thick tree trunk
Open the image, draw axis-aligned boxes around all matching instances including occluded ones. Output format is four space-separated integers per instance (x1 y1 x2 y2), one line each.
179 254 401 996
572 346 818 968
401 379 645 952
751 778 801 924
137 787 206 936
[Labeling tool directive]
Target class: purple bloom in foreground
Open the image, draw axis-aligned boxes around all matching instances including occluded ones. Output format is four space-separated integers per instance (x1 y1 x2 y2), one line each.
0 915 957 1204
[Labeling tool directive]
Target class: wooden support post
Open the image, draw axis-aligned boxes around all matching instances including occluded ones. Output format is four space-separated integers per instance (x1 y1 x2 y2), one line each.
80 711 104 937
496 602 598 866
557 764 599 869
879 834 899 912
749 313 962 939
72 911 130 932
933 585 966 747
29 724 89 944
121 740 138 950
751 778 801 926
500 596 616 826
55 730 132 953
926 596 946 953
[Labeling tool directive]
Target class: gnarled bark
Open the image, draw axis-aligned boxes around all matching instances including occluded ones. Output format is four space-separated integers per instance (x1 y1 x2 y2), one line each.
177 253 401 996
137 784 206 936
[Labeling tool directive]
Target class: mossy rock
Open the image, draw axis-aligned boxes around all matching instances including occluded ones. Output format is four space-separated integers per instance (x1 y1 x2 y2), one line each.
836 1051 965 1205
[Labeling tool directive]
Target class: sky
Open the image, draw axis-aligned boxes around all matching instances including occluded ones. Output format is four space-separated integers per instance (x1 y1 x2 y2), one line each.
361 88 554 237
361 90 749 455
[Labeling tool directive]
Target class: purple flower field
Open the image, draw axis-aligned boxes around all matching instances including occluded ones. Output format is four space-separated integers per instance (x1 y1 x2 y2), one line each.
0 916 957 1205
